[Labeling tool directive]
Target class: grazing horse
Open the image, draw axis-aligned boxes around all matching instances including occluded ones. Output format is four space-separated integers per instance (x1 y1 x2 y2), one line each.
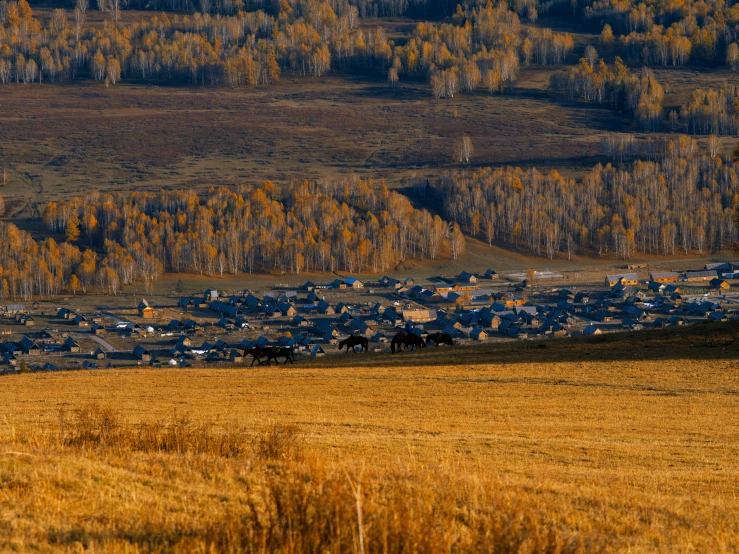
245 346 268 366
391 331 426 353
338 336 369 353
426 332 454 347
264 347 295 365
245 346 294 366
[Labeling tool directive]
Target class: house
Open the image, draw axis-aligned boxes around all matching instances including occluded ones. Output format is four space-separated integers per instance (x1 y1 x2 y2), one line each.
57 307 74 319
380 276 401 289
709 278 730 292
647 281 666 293
138 299 154 318
301 280 316 291
310 344 326 357
605 273 639 287
483 269 499 280
684 270 718 282
317 300 335 315
178 297 197 310
91 323 106 336
344 277 364 289
582 325 603 336
401 309 437 323
452 283 477 292
19 337 41 356
64 336 81 353
458 271 477 284
203 289 219 301
93 348 107 360
72 314 89 327
133 345 151 361
275 302 297 317
315 320 339 337
650 272 679 283
19 315 35 327
470 328 488 340
294 315 310 327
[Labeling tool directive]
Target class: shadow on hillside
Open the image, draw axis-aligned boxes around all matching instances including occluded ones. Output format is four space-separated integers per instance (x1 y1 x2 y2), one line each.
301 321 739 370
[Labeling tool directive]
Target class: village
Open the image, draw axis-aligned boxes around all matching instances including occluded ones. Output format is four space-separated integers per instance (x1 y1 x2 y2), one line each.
1 261 738 373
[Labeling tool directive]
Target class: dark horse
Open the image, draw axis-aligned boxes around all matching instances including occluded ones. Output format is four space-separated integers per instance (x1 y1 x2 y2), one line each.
426 332 454 347
338 336 369 353
245 346 267 366
391 331 426 353
245 346 294 366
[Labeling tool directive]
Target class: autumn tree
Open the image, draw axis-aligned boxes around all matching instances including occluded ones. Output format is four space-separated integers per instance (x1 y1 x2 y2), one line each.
453 136 474 164
106 57 121 85
66 214 81 242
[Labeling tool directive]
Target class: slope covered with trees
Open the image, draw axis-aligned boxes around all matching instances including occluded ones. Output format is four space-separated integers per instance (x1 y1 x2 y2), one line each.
436 136 739 259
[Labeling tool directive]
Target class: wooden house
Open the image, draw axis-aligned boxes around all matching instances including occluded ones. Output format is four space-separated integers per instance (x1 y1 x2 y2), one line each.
650 272 679 283
138 299 154 318
605 273 639 287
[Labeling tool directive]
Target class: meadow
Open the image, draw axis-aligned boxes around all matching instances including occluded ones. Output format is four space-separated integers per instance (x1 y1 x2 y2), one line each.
2 323 738 551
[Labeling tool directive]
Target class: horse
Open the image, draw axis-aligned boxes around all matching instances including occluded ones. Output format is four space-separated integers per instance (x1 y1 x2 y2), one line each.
264 347 295 365
391 331 426 353
426 332 454 347
245 345 294 366
338 335 369 353
244 346 268 366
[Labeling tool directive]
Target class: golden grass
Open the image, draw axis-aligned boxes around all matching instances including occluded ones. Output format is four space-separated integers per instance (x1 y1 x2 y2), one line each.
2 327 739 551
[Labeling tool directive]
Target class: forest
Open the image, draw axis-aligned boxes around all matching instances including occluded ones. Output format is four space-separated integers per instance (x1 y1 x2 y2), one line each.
0 0 738 298
436 136 739 260
0 182 464 299
0 133 736 299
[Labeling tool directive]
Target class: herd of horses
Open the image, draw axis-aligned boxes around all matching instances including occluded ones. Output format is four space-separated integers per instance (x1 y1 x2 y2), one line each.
244 331 454 366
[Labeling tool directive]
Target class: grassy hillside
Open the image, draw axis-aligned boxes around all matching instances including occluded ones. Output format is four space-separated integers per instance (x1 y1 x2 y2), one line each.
2 322 738 551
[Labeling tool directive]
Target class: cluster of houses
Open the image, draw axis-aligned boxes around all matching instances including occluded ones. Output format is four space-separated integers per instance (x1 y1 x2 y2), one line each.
606 262 738 289
0 263 737 373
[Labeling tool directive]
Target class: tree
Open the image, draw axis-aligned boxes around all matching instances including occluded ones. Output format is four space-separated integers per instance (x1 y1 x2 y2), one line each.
0 193 5 217
727 43 739 71
66 214 81 242
449 223 465 260
69 274 81 295
600 24 614 46
707 134 720 157
584 45 598 66
388 67 398 91
733 140 739 164
453 136 474 164
107 57 121 85
92 51 106 81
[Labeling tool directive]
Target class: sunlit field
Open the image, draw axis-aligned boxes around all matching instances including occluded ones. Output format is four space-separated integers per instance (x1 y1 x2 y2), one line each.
2 323 738 551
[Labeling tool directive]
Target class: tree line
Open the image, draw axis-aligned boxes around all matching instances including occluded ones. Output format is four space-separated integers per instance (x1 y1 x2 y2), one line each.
549 55 664 130
0 0 392 87
582 0 739 69
389 1 574 97
0 181 470 300
434 135 739 260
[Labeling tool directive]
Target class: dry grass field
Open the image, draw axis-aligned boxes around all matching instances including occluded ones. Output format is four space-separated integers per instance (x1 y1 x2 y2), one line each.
2 322 738 551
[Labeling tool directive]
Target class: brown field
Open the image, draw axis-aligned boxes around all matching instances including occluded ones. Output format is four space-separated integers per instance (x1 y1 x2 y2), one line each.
2 322 739 551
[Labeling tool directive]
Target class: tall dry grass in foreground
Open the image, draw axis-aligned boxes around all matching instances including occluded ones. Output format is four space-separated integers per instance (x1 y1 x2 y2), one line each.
2 404 593 553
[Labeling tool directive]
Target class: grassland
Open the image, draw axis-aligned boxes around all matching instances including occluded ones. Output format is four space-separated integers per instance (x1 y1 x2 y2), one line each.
2 322 738 551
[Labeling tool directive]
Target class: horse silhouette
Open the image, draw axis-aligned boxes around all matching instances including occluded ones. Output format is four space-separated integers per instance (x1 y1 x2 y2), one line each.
391 331 426 353
426 332 454 347
338 335 369 353
245 345 294 365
